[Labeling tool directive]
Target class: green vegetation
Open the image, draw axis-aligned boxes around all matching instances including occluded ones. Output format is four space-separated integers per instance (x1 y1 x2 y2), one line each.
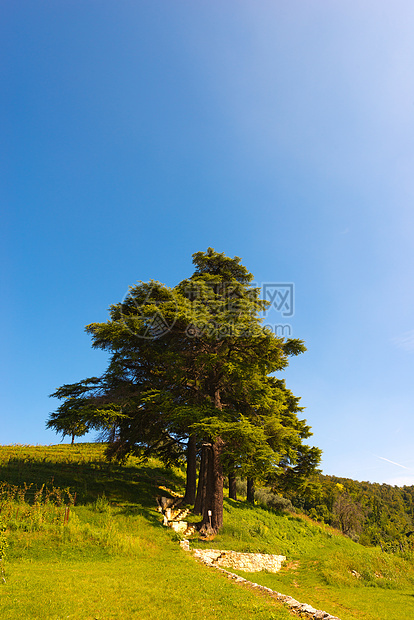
277 472 414 551
202 503 414 620
0 444 291 620
1 443 414 620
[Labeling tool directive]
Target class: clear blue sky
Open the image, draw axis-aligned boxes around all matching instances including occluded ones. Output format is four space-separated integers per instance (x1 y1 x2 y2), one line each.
2 1 414 485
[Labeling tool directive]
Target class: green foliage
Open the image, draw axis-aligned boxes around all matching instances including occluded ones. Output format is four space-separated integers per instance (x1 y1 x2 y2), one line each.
0 519 8 560
0 481 75 534
283 472 414 552
254 488 294 513
228 478 294 513
93 492 111 514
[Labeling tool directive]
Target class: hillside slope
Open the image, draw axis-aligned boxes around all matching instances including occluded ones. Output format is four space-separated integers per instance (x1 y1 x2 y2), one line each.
1 444 413 620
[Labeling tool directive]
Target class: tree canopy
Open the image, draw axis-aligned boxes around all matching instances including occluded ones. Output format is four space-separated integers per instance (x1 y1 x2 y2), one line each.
48 248 321 532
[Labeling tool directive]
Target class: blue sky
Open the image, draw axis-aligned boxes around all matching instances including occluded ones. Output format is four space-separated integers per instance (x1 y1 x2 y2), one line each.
2 1 414 485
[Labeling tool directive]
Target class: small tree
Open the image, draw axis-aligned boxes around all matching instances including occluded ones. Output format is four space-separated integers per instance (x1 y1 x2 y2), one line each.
333 493 365 539
46 410 89 444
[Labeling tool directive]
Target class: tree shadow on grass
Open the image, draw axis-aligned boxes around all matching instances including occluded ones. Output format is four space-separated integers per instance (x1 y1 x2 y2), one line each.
0 457 185 517
116 504 166 528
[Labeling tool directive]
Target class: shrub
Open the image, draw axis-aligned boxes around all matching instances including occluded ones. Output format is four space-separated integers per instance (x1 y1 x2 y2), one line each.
254 488 294 513
93 493 111 514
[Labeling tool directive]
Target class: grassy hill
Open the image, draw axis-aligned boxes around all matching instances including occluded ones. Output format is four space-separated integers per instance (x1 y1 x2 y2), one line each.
0 444 413 620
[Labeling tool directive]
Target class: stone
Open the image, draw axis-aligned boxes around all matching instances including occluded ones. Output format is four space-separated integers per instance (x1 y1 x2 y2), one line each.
191 550 342 620
284 596 301 608
299 604 318 614
157 497 341 620
179 539 190 551
169 520 188 534
192 549 286 573
156 496 176 511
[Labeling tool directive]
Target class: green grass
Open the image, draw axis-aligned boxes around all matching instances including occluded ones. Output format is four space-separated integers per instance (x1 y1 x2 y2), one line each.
1 553 293 620
0 445 291 620
196 500 414 620
1 443 414 620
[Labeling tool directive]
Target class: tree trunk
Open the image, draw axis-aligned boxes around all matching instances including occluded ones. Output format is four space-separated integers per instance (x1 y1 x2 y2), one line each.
197 387 225 533
247 477 255 503
228 475 237 500
194 443 209 515
110 425 116 442
183 434 197 505
71 433 75 445
199 437 224 534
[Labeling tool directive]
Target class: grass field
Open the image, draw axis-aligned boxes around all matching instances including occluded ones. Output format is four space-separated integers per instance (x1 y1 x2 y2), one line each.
1 443 413 620
0 444 291 620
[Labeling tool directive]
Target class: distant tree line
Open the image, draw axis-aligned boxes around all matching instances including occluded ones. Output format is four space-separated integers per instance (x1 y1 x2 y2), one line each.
277 472 414 552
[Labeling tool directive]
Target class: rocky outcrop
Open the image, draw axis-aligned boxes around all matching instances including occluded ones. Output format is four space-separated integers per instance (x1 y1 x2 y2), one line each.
157 494 196 538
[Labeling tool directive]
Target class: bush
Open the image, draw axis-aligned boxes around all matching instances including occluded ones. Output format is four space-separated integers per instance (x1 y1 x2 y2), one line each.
230 479 293 512
93 493 111 514
254 488 294 513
